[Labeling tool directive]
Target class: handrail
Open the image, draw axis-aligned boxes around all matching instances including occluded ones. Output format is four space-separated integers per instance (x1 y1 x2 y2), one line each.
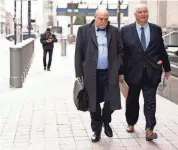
163 30 178 38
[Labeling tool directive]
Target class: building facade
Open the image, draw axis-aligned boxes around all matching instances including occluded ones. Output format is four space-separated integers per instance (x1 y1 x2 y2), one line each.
36 0 57 33
128 0 178 31
5 12 13 35
43 0 53 28
0 0 6 36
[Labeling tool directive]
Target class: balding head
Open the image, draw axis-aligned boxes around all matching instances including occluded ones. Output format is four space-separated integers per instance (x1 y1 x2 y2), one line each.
94 7 109 29
95 7 109 17
134 3 148 13
134 3 149 26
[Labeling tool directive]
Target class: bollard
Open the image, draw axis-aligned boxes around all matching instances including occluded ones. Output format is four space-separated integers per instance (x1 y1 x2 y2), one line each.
9 38 34 88
9 47 23 88
61 37 67 56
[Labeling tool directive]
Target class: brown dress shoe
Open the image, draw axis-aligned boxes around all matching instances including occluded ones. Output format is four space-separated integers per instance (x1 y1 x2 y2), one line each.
146 129 158 141
126 125 134 133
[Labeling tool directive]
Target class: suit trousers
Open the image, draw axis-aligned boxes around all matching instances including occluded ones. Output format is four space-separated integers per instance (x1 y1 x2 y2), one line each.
126 68 158 130
90 69 114 133
43 49 53 69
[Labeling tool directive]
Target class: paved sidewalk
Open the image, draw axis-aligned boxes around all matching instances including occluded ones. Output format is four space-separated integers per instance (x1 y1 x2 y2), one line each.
0 39 178 150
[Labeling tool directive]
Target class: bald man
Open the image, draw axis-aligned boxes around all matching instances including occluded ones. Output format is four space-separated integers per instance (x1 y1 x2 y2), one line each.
75 8 123 142
120 4 171 141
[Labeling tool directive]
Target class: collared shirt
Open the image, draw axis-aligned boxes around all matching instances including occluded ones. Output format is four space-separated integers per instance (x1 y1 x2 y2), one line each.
95 26 108 69
136 22 150 49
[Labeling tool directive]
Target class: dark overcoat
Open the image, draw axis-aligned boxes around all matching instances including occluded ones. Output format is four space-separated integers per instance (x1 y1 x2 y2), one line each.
75 20 124 112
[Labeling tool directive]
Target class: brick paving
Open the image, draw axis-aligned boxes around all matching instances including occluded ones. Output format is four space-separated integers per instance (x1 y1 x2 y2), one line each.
0 39 178 150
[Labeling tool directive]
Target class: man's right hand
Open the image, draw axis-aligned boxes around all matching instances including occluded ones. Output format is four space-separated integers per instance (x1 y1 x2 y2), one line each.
157 60 163 65
48 39 52 43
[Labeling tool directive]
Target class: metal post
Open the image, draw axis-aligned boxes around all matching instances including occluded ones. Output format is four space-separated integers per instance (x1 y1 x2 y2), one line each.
70 16 73 34
14 0 17 45
10 47 22 88
21 0 23 41
28 0 31 38
61 37 67 56
117 0 121 29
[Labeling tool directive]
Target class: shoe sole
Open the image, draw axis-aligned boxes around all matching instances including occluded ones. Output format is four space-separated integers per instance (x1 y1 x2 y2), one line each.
91 137 101 143
146 133 158 141
126 129 134 133
105 132 113 137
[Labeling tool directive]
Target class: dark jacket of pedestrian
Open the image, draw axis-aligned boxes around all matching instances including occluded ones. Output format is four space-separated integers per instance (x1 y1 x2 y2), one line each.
40 30 58 50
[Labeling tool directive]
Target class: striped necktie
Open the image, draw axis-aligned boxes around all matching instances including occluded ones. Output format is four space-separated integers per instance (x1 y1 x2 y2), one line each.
141 27 146 50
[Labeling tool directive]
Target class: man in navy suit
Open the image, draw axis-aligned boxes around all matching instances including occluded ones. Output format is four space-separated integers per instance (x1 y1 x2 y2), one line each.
120 4 171 141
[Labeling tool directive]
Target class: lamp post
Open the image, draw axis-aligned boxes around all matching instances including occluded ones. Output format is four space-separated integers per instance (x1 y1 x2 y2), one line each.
28 0 31 38
14 0 17 45
14 0 35 43
117 0 123 29
20 0 23 41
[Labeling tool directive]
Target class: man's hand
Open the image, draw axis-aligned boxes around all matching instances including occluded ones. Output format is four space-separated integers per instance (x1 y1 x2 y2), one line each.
48 39 52 43
157 60 163 65
76 77 80 80
46 40 50 43
165 72 171 80
119 75 124 83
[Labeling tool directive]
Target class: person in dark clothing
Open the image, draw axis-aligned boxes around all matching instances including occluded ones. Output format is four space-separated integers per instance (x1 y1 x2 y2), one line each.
75 8 123 143
120 4 171 141
40 28 58 71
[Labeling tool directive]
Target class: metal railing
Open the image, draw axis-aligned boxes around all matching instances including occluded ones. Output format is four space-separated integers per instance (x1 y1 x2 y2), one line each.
9 38 35 88
163 30 178 46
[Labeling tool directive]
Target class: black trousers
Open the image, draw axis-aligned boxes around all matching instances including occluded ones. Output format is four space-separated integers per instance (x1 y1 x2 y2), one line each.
43 49 53 69
126 69 158 130
90 69 114 133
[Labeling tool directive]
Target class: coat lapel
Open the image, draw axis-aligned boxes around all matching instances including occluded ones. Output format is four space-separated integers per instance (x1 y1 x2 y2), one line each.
131 22 154 52
106 26 112 48
90 25 98 47
146 23 153 51
131 23 144 51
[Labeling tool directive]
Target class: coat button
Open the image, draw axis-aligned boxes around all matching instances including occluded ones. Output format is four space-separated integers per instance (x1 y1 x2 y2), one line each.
93 73 95 76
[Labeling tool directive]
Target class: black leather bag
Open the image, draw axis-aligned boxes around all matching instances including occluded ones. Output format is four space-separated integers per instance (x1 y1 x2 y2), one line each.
73 78 89 112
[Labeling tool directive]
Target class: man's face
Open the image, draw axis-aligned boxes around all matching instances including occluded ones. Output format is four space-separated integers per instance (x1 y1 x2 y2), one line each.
95 13 109 29
46 30 50 35
135 7 149 24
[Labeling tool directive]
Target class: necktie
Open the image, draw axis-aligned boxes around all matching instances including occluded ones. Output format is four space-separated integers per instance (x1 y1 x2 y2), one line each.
97 28 106 32
141 27 146 50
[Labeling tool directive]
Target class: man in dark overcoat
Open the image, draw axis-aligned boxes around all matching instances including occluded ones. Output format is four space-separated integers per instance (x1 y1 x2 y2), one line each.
74 8 123 142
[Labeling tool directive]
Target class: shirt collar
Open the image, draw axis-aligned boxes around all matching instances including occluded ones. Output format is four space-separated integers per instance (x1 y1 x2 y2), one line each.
95 24 107 32
136 22 149 30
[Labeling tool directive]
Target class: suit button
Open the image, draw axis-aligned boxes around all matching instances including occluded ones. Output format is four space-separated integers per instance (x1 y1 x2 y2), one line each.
94 61 96 64
93 73 95 76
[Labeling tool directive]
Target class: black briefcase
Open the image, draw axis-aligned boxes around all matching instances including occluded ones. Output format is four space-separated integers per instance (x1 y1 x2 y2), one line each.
73 78 89 112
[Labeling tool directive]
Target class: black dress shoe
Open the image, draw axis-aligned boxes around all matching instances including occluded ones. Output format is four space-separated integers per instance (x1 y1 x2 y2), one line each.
44 67 46 70
47 68 51 71
104 124 113 137
91 132 101 143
